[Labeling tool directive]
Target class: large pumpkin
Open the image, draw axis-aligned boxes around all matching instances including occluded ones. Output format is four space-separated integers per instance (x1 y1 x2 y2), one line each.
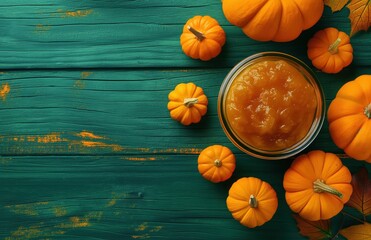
283 150 353 221
222 0 324 42
327 75 371 163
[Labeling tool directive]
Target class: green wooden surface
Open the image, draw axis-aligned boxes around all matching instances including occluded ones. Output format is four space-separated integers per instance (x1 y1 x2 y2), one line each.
0 1 370 239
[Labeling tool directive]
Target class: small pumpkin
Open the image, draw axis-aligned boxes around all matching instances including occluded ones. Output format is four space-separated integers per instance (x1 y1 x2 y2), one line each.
327 75 371 163
180 15 226 61
283 150 353 221
226 177 278 228
198 145 236 183
167 82 208 125
307 27 353 74
222 0 324 42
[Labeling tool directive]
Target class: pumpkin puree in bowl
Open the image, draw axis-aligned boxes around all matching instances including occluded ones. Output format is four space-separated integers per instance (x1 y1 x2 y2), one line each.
225 59 317 151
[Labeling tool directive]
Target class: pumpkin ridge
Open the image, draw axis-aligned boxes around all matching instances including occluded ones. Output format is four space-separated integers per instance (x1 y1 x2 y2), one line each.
289 165 316 187
290 0 306 33
308 151 327 179
354 78 371 104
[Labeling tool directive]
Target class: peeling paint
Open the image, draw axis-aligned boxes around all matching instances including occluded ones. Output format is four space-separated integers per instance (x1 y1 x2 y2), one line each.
154 148 202 154
1 82 10 101
132 234 150 239
5 202 49 216
81 72 92 79
135 222 148 231
132 223 162 239
35 24 51 32
81 140 123 151
77 130 104 139
58 9 93 17
74 72 92 89
124 157 157 161
74 79 85 89
69 216 90 228
54 206 67 217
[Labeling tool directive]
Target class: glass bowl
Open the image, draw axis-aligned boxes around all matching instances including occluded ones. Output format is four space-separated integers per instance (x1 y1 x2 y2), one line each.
218 52 325 160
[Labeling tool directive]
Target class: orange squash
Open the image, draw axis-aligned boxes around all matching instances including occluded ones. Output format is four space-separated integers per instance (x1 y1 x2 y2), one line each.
197 145 236 183
222 0 324 42
283 150 353 221
180 15 226 61
327 75 371 163
167 83 208 125
226 177 278 228
307 27 353 74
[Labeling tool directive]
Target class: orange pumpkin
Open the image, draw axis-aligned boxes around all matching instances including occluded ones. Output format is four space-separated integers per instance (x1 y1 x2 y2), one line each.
180 16 226 61
283 150 353 221
226 177 278 228
222 0 324 42
327 75 371 163
307 27 353 74
197 145 236 183
167 82 208 125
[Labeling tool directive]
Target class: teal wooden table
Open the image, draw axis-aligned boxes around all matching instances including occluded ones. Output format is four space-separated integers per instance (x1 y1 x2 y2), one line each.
0 1 370 239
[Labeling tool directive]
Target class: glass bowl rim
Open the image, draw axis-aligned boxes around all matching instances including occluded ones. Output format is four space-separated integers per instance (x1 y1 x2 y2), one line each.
217 51 326 160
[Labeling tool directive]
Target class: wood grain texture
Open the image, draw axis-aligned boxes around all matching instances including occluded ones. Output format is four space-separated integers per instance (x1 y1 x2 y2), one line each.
0 155 367 240
0 0 369 69
0 67 369 156
0 1 370 239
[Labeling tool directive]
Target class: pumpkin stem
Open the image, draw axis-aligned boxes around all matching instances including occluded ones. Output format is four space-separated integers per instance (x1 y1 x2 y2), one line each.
328 38 342 54
313 179 343 198
214 159 222 167
187 26 205 41
364 103 371 118
184 97 198 107
249 195 258 208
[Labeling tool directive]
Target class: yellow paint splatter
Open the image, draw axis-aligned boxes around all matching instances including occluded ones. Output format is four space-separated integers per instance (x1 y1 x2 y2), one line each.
54 206 67 217
135 222 148 231
106 199 117 207
150 226 163 232
132 234 150 239
132 223 162 239
10 133 65 144
59 9 93 17
70 217 90 228
6 202 49 216
1 83 10 101
5 225 65 240
81 72 92 79
74 79 85 89
81 140 123 151
154 148 202 154
37 133 64 143
124 157 157 161
74 72 92 89
35 24 51 32
77 131 104 139
6 226 42 239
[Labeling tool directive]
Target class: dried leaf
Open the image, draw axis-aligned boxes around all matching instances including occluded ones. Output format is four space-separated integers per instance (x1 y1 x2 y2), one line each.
340 223 371 240
293 214 332 240
347 0 371 36
324 0 350 12
347 167 371 216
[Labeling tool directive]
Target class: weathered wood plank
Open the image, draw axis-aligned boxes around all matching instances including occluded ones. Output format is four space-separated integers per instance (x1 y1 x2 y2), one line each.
1 67 369 156
0 155 368 240
0 0 369 69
